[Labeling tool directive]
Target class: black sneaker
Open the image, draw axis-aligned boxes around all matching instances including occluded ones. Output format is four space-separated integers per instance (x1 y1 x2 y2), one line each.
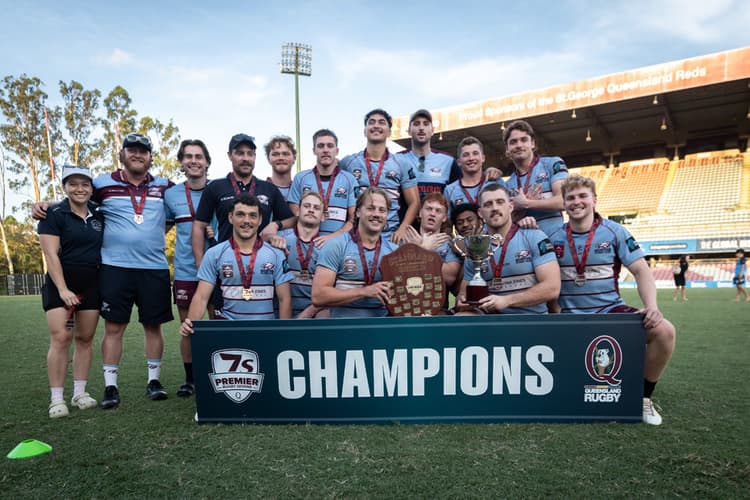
146 379 168 401
100 385 120 409
176 383 195 398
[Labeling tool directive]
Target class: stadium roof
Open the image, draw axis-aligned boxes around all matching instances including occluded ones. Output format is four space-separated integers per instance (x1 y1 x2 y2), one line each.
392 46 750 172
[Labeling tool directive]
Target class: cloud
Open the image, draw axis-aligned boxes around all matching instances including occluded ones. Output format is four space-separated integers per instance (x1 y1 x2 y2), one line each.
94 48 134 67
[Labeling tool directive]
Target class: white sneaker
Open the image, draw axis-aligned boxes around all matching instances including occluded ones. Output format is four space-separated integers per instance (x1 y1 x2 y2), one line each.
642 397 663 426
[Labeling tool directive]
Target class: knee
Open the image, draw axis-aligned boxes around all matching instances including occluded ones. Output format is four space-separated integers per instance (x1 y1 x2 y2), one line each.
650 320 676 350
49 330 72 350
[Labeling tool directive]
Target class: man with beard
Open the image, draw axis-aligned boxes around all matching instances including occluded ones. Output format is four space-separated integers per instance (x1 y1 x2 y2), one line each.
312 187 398 317
191 133 294 269
504 120 568 236
288 129 358 247
456 183 560 314
549 175 676 425
340 109 420 244
179 194 293 336
264 135 296 200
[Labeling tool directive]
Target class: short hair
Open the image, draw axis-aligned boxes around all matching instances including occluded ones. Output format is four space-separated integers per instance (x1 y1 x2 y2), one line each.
502 119 535 145
561 175 597 198
356 187 391 213
451 203 480 226
364 108 393 128
478 182 512 204
312 129 338 146
263 135 297 159
421 192 449 212
177 139 212 165
738 248 745 255
299 191 325 206
456 136 484 157
231 194 262 213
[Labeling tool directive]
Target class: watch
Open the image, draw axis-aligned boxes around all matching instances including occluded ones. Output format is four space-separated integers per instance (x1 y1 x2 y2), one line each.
275 220 284 231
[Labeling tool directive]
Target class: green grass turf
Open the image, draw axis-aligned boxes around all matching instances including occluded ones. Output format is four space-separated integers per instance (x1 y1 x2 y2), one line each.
1 290 748 498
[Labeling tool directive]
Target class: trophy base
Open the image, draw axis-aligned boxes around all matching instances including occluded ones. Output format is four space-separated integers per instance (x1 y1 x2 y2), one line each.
466 284 489 304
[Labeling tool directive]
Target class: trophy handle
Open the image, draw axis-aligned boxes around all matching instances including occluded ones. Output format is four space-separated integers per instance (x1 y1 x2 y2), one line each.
449 235 467 259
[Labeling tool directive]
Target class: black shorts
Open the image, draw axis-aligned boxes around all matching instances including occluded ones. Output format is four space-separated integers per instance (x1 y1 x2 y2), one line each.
41 265 100 312
673 274 686 286
99 265 174 325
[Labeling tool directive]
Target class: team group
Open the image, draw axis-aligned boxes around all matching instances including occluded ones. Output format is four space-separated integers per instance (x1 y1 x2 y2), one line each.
34 108 676 425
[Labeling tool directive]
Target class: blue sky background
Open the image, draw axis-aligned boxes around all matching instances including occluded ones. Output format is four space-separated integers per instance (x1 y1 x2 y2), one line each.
1 0 749 210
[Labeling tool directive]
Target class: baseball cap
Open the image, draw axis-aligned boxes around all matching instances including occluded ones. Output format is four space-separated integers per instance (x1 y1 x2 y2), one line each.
410 109 433 124
228 133 257 152
122 133 152 152
61 165 93 183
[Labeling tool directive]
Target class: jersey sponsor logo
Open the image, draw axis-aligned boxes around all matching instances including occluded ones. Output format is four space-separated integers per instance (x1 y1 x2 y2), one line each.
335 187 347 198
515 249 532 264
454 197 466 205
221 264 234 278
209 349 265 403
386 170 399 180
352 169 363 180
257 194 270 205
535 172 549 182
583 335 623 403
148 187 164 198
594 241 612 254
343 257 357 273
407 167 416 180
553 242 565 258
625 236 640 252
261 261 276 274
552 161 568 174
429 167 442 175
302 186 312 194
538 239 554 255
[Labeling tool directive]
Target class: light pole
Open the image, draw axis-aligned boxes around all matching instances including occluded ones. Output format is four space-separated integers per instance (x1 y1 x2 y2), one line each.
280 42 312 173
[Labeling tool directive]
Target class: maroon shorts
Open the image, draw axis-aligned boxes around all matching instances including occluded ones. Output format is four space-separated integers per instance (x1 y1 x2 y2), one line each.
173 280 199 308
607 304 640 313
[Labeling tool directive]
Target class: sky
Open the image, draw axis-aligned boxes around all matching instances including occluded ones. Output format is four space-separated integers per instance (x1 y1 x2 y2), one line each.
1 0 749 214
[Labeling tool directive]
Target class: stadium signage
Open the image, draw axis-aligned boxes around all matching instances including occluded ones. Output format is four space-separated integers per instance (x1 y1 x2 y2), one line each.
192 314 646 424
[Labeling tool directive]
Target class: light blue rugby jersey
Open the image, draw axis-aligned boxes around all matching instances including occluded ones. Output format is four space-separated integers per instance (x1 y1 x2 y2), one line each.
93 171 173 270
279 227 319 317
288 168 358 235
314 231 398 318
463 228 556 314
397 149 459 197
506 156 568 236
198 239 293 320
339 150 417 236
443 177 503 219
164 182 214 281
549 217 645 314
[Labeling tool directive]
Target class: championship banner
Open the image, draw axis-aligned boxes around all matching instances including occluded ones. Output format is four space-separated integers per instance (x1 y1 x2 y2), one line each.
191 314 645 424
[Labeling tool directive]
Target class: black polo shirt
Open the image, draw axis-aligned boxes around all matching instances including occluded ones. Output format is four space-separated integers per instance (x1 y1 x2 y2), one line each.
195 174 293 243
37 199 104 266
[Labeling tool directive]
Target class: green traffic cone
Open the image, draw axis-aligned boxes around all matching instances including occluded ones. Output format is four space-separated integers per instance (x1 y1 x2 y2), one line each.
6 439 52 459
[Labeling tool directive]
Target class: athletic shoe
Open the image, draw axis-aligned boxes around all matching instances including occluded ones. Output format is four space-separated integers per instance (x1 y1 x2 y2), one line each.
176 383 195 398
100 385 120 410
146 379 168 401
642 397 663 426
71 392 98 410
49 400 69 419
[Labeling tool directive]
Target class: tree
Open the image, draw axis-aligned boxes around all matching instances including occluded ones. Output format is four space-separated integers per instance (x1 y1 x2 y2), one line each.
3 215 43 273
0 142 13 274
138 116 181 179
0 74 60 205
97 85 137 171
59 80 101 166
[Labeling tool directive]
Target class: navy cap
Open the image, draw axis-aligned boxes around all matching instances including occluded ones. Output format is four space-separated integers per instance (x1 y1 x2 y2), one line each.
229 133 257 152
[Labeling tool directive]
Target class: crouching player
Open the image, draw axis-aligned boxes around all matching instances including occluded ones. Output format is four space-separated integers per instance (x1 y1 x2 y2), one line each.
549 175 676 425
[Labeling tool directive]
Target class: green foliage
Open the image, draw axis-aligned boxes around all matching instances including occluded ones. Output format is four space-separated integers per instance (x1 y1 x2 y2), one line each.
0 290 748 498
96 85 138 172
58 80 101 166
1 215 42 273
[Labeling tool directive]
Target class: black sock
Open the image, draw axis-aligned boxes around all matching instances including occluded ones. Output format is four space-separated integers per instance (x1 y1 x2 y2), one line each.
184 362 194 384
644 379 657 399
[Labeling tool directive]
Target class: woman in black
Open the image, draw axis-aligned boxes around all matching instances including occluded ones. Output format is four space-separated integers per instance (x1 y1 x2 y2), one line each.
672 254 689 301
38 166 104 418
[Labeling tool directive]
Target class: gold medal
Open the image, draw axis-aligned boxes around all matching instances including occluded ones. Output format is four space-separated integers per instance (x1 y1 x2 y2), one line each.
242 288 253 300
133 214 144 224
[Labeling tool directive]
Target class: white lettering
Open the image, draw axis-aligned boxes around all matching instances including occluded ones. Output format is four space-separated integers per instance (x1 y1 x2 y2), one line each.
412 348 440 396
461 347 489 396
443 348 457 395
308 351 338 398
492 346 522 394
341 350 370 398
524 346 554 395
277 350 306 399
372 349 408 397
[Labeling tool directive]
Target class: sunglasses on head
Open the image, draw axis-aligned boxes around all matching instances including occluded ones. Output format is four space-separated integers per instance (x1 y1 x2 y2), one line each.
124 134 152 148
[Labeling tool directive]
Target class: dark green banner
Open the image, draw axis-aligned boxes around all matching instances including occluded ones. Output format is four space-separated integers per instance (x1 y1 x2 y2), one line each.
191 314 645 424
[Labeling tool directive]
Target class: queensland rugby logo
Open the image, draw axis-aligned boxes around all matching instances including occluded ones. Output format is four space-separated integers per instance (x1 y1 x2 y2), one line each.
209 349 264 403
585 335 622 385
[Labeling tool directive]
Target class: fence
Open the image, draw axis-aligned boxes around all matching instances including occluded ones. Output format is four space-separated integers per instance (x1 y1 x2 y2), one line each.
0 274 45 295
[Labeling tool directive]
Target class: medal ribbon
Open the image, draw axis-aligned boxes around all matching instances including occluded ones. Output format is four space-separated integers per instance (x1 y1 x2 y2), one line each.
566 215 601 277
121 170 148 218
230 237 264 291
364 149 387 187
350 229 382 285
514 155 540 194
231 175 256 197
294 227 318 271
459 174 486 205
184 182 196 218
489 225 519 278
313 166 340 212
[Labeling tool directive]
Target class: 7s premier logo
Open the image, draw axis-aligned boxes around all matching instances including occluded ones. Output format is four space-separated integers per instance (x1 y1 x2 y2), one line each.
208 349 265 403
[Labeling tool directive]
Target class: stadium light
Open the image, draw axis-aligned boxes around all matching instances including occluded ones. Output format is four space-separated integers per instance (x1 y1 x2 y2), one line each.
438 132 443 141
660 117 668 131
571 109 577 119
585 129 592 143
280 42 312 173
500 121 506 133
652 95 659 105
746 106 750 119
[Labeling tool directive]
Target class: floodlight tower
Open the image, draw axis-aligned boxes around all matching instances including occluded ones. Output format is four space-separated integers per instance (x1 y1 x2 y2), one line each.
280 43 312 173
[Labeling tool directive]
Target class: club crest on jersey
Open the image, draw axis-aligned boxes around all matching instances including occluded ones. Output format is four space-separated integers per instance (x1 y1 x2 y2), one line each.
535 172 549 182
595 241 612 254
335 187 347 198
208 349 264 403
344 257 357 273
515 249 532 263
148 187 163 197
302 186 312 194
386 170 399 180
261 261 275 274
221 264 234 278
91 219 103 232
430 167 441 175
455 197 466 205
257 194 270 205
583 335 623 403
553 242 565 258
352 169 363 180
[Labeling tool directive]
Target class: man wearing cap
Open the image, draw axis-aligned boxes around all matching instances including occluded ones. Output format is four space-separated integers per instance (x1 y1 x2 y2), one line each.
264 135 296 200
192 134 295 270
339 109 420 244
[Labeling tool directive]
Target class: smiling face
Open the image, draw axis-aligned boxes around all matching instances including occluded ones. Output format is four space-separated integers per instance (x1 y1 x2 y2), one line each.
268 142 295 177
563 185 597 223
229 202 261 242
479 187 513 232
357 191 389 235
455 209 481 237
120 145 152 176
365 113 391 144
457 143 485 176
180 145 209 180
505 129 535 166
63 175 93 205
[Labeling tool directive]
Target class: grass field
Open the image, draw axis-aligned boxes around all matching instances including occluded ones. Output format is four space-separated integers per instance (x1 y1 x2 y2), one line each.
1 290 749 498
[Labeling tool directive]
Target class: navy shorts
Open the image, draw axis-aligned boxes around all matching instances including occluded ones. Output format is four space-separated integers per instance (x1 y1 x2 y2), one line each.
733 276 746 286
41 265 100 312
99 265 174 325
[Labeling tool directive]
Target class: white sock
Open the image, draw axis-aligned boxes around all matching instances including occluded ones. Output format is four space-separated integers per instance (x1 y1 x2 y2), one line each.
73 380 87 398
103 364 119 387
50 387 64 403
147 358 162 382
